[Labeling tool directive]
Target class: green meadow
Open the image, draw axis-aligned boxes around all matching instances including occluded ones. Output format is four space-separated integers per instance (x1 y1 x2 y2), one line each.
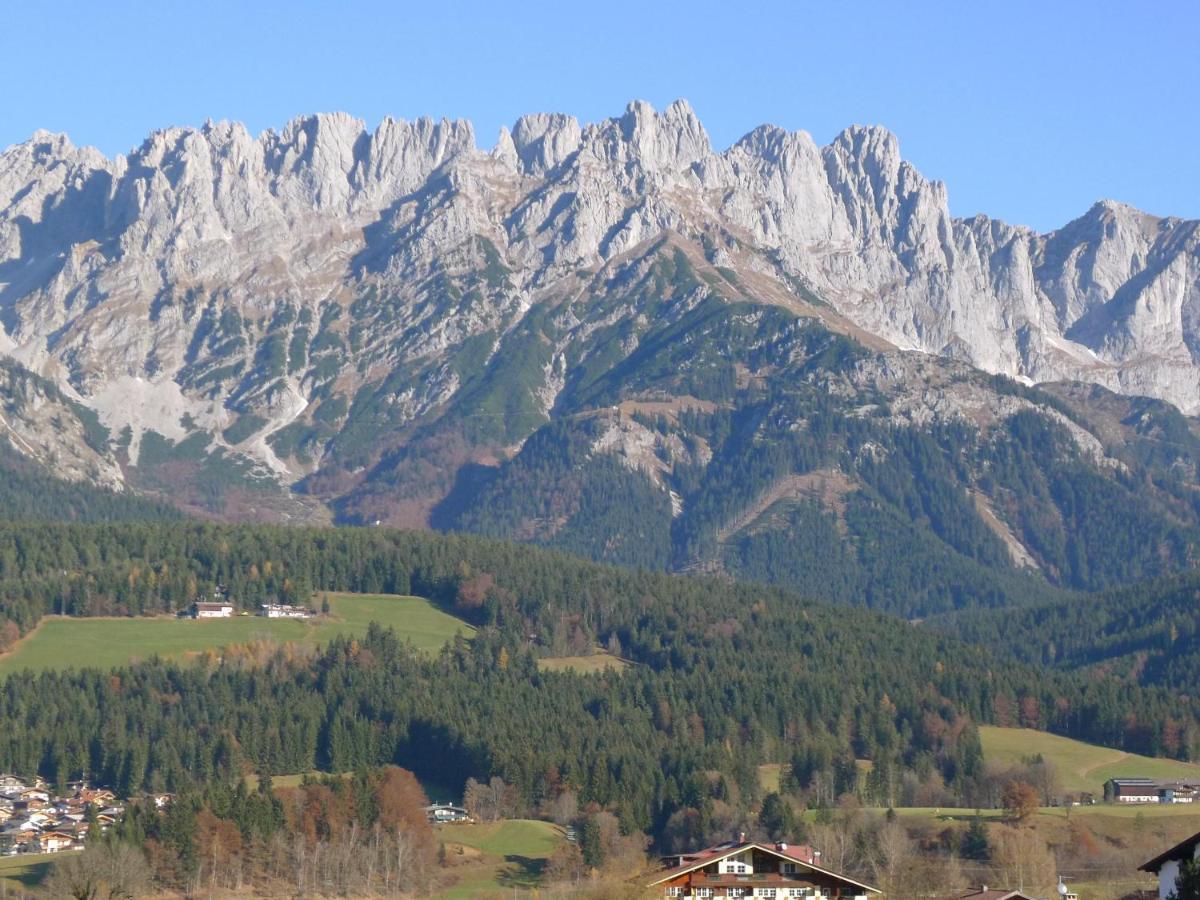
979 725 1200 795
0 852 56 889
434 819 566 898
759 726 1200 801
0 592 473 677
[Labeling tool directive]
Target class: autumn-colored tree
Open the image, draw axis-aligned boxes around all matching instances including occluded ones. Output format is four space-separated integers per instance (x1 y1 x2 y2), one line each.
544 842 586 883
1019 694 1040 729
0 619 20 652
992 693 1015 728
375 766 433 851
463 776 518 823
289 783 353 845
1001 780 1040 824
1164 717 1184 756
456 572 494 610
1067 820 1101 859
195 807 244 889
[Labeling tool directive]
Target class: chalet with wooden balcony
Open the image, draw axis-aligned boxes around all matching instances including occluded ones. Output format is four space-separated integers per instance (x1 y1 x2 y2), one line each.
646 836 879 899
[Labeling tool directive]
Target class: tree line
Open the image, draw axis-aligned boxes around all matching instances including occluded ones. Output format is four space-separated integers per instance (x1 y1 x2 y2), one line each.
0 525 1194 845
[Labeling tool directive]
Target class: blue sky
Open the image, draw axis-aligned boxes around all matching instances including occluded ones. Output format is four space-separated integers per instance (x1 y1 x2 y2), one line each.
2 0 1195 232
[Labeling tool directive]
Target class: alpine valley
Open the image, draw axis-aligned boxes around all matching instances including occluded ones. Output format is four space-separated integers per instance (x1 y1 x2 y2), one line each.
2 99 1200 618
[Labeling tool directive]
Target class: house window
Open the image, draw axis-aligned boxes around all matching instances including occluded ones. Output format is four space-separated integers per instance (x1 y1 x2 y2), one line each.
758 890 777 899
729 890 747 898
696 889 713 899
664 889 682 898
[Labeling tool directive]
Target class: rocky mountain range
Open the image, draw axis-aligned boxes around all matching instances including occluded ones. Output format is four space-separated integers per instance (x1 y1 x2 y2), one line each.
2 99 1199 611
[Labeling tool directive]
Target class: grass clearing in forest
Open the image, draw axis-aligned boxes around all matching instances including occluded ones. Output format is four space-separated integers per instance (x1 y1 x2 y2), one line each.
0 593 473 678
758 763 784 794
434 819 565 898
979 725 1200 795
536 651 628 674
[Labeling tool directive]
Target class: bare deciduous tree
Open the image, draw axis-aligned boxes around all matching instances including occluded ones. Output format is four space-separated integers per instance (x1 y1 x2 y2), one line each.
43 841 152 900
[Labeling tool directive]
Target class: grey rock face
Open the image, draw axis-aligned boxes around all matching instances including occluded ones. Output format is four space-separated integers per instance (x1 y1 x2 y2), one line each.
0 99 1197 498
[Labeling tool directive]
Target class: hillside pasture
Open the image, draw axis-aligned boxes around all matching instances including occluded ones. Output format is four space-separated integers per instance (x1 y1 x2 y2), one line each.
979 725 1200 795
0 851 57 889
434 819 566 897
0 592 473 677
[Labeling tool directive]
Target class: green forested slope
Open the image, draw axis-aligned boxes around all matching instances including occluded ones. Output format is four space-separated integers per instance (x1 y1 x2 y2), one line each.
938 571 1200 699
0 442 179 523
440 345 1200 618
0 523 1193 813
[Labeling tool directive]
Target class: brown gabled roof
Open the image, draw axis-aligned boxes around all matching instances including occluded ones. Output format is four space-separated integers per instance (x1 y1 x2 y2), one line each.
1140 828 1200 873
948 890 1038 900
646 840 879 893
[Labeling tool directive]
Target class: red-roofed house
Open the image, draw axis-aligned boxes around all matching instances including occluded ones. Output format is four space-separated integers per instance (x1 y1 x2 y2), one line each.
939 889 1040 900
76 788 116 806
645 837 879 898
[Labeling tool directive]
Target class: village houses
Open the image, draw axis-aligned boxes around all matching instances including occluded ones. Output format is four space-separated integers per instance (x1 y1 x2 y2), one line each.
0 775 129 856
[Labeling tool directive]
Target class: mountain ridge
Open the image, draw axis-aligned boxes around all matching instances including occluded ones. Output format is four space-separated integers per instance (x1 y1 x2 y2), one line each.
1 100 1199 614
3 100 1195 412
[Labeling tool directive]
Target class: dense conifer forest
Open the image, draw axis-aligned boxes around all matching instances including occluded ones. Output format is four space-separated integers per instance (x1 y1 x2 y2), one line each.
0 444 180 524
440 371 1200 619
939 570 1200 693
0 498 1195 893
0 524 1194 816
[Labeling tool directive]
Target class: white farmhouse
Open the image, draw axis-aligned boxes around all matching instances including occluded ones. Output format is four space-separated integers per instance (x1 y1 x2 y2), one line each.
1141 829 1200 900
193 601 234 618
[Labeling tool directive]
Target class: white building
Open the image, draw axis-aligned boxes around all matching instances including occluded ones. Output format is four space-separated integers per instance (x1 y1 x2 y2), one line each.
194 602 234 618
647 837 879 898
1141 829 1200 900
37 831 76 853
259 604 312 619
1105 777 1161 803
424 803 471 823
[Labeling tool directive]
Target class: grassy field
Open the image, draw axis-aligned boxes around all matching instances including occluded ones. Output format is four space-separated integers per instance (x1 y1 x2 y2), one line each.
537 651 628 674
245 768 462 805
979 725 1200 795
764 729 1200 799
886 803 1200 822
759 763 784 794
0 851 59 888
434 819 565 898
0 592 473 678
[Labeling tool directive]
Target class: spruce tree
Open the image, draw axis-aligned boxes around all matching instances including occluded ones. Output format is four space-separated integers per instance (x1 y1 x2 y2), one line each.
1169 858 1200 900
961 815 990 861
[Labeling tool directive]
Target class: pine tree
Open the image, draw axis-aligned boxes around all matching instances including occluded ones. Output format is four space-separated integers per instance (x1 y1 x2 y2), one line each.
961 815 990 861
1169 858 1200 900
759 792 798 840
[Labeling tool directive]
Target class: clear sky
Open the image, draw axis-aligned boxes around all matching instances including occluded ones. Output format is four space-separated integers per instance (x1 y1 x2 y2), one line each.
2 0 1195 232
